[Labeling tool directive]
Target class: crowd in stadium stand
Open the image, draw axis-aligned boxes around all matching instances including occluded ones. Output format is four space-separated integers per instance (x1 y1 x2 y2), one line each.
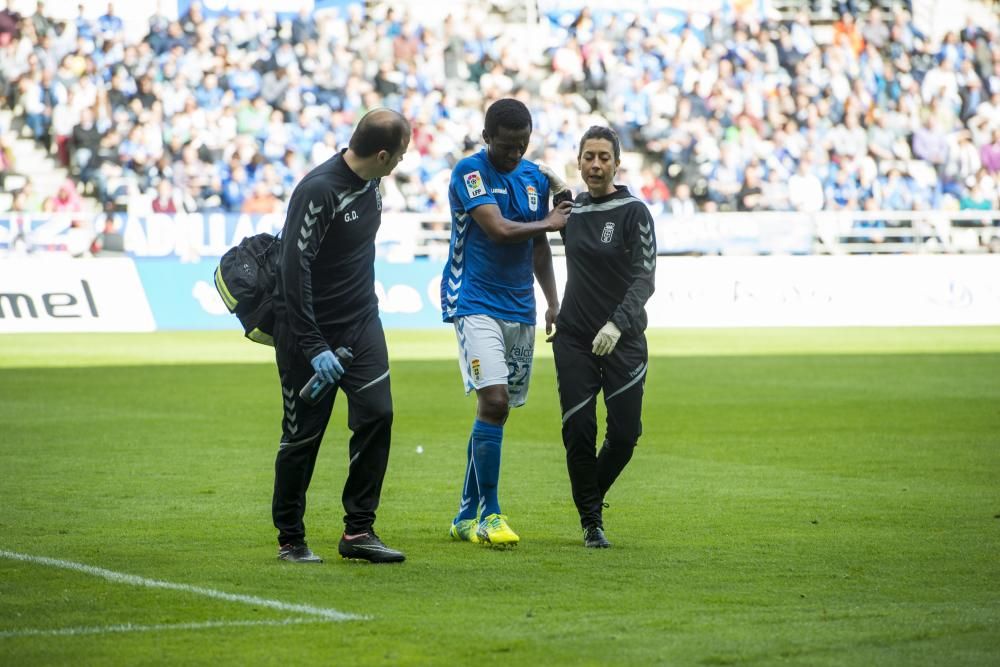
1 1 999 218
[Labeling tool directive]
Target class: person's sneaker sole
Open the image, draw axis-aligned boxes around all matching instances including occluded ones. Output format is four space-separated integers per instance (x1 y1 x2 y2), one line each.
479 540 518 549
476 527 519 548
338 548 406 563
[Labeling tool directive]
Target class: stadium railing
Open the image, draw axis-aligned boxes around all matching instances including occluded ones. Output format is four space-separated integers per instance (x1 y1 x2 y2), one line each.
652 209 1000 256
1 210 998 259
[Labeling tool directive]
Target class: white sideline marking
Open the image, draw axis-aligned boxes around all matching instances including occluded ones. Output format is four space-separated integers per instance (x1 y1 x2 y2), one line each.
0 618 324 639
0 549 366 631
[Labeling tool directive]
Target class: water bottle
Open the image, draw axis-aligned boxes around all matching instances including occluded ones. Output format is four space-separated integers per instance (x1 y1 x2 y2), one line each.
299 346 354 405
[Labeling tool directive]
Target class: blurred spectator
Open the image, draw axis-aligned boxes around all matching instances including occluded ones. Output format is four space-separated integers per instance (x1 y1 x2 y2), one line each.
761 169 791 211
240 180 281 214
11 181 43 212
70 107 101 178
881 168 914 210
788 159 825 212
0 130 16 190
669 182 697 217
861 8 889 50
19 68 56 143
736 165 764 212
29 1 52 40
967 169 998 207
960 177 996 210
151 179 179 213
981 129 1000 174
949 131 982 186
221 163 249 212
825 168 860 210
96 2 122 41
50 179 83 213
0 1 20 46
912 118 949 187
639 166 670 215
708 145 744 210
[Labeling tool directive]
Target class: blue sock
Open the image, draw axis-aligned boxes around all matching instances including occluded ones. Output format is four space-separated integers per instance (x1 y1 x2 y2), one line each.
471 419 504 519
454 434 479 522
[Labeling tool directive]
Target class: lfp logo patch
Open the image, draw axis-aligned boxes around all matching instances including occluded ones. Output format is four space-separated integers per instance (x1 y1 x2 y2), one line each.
526 185 538 211
464 171 486 198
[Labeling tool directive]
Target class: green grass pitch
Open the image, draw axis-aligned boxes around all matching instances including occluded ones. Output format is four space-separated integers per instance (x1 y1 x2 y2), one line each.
1 327 999 665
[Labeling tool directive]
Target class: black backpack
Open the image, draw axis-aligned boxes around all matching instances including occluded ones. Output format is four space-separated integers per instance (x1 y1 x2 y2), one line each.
214 232 280 346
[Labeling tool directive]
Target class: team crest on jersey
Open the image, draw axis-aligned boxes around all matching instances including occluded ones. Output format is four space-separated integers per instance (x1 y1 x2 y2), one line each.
470 358 481 382
464 171 486 198
601 222 615 243
526 185 538 211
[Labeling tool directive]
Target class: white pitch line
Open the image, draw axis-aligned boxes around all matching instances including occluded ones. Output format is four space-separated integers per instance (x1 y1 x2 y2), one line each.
0 617 325 639
0 550 366 623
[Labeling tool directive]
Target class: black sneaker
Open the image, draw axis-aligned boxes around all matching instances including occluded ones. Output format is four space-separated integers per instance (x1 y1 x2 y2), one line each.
278 543 323 563
338 532 406 563
583 526 611 549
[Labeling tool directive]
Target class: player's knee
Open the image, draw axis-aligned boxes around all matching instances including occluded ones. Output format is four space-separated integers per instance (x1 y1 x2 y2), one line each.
479 401 509 424
477 388 510 424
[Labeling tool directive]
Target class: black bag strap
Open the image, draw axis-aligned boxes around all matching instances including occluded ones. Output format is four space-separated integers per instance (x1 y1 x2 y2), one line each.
254 235 279 267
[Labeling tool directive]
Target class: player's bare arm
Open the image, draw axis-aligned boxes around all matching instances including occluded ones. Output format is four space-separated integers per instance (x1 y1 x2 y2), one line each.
532 234 560 337
470 201 571 244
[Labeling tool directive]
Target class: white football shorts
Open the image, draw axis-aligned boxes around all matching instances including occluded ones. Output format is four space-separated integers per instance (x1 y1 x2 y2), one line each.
453 314 535 408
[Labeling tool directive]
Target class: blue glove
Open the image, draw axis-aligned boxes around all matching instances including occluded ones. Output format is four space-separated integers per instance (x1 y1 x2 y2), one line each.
310 349 344 384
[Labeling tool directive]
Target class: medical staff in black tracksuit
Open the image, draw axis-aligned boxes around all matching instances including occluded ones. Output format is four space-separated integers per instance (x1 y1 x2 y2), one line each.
544 126 656 549
271 109 410 564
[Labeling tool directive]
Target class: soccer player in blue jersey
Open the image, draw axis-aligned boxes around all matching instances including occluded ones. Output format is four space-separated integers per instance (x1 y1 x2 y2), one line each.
441 98 572 546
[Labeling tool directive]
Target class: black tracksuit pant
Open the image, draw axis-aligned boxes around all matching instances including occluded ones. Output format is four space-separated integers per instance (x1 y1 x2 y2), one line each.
553 331 647 530
272 313 393 544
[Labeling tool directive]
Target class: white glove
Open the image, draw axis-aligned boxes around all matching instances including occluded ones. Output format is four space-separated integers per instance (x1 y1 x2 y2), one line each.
538 163 568 195
591 321 621 356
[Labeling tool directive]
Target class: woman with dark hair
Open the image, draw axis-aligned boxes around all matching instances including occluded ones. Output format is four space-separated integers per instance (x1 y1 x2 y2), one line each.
548 125 657 548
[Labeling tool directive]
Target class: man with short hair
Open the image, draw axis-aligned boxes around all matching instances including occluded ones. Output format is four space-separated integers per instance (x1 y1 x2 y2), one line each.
442 98 571 547
272 108 411 564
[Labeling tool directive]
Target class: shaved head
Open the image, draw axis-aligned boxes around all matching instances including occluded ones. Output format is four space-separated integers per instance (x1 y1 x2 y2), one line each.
349 108 411 158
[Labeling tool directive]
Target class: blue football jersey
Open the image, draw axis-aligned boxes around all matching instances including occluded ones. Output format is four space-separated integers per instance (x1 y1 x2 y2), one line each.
441 149 551 324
